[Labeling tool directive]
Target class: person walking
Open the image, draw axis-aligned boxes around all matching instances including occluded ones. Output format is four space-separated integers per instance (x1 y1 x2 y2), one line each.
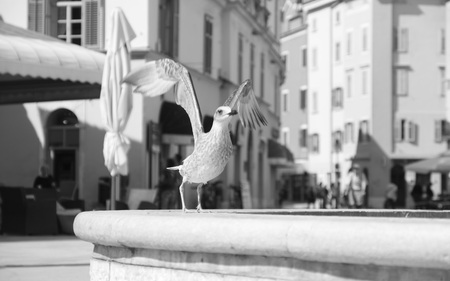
384 182 398 209
305 185 316 209
345 164 367 209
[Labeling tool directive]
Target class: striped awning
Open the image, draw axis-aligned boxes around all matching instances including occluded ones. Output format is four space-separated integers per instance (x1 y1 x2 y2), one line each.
0 18 104 84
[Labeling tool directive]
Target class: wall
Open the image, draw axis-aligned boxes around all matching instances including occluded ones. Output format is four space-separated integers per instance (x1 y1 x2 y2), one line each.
306 2 333 184
392 0 446 158
281 28 309 165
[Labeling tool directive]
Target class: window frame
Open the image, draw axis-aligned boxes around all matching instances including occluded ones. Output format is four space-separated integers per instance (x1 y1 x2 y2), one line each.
396 67 409 96
203 14 213 75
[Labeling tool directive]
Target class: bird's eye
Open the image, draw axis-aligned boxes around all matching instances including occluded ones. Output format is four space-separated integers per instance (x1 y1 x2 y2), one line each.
217 109 223 114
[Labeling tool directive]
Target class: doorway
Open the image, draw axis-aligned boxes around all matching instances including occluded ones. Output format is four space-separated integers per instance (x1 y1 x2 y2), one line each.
53 149 76 197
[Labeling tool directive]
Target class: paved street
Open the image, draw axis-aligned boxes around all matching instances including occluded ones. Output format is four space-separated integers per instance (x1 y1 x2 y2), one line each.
0 235 92 281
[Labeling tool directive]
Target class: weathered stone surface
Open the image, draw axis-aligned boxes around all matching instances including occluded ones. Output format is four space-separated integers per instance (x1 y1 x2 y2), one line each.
74 210 450 280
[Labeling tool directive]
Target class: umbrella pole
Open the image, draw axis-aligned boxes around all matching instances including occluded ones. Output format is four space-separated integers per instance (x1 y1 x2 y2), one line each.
111 175 117 210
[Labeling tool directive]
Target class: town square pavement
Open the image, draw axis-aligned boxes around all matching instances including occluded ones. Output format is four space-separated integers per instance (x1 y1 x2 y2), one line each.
0 235 92 281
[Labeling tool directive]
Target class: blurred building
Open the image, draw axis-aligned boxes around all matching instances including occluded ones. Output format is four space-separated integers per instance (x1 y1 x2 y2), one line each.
281 0 446 208
0 0 287 209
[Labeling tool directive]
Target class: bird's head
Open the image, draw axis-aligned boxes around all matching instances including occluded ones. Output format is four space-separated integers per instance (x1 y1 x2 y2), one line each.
213 106 237 124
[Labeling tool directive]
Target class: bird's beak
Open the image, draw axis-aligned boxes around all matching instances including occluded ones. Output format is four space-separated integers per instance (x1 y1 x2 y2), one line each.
228 110 238 116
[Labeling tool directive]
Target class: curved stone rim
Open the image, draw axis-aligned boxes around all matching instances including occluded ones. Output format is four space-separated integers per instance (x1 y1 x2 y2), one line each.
74 210 450 270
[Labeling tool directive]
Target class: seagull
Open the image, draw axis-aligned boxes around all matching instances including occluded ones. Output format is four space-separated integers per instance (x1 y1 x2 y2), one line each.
123 58 267 212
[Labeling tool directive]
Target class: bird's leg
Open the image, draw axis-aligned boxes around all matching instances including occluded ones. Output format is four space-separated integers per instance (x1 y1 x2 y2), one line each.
196 183 204 212
179 180 188 212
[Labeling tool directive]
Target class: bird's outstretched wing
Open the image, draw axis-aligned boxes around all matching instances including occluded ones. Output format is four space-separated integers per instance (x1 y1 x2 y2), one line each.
122 58 204 142
223 79 268 129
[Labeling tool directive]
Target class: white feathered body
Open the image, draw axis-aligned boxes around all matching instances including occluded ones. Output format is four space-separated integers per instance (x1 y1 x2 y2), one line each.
176 123 233 184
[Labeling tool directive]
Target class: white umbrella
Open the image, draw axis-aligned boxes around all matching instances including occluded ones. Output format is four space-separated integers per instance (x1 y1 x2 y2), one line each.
99 7 136 210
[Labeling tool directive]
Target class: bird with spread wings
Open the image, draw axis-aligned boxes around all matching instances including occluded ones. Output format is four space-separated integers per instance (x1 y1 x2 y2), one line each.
123 58 267 212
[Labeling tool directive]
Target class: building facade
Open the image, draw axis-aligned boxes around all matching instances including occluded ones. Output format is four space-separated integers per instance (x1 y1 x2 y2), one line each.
0 0 286 209
281 0 447 208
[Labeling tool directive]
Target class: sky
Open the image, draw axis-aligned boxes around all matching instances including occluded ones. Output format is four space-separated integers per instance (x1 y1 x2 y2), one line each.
0 0 28 28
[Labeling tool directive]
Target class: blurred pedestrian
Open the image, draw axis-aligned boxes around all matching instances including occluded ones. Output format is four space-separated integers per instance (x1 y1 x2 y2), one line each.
305 185 316 209
320 183 328 209
425 182 434 201
345 164 367 209
158 159 179 209
33 165 56 189
329 183 338 208
384 182 398 209
411 181 423 207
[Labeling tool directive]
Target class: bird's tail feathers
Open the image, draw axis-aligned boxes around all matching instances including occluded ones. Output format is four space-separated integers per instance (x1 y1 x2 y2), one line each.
166 165 182 171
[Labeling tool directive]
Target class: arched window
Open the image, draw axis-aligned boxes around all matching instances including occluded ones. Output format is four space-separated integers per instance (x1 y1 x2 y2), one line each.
47 108 79 148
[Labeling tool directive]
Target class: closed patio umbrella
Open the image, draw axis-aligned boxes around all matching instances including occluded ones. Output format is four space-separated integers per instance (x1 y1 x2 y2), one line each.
405 151 450 174
99 7 135 210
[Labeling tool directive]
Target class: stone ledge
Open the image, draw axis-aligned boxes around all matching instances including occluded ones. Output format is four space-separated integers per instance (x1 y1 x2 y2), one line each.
74 210 450 280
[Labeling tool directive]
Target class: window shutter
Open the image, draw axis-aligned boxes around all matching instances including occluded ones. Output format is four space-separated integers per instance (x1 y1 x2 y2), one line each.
408 121 417 144
317 134 320 153
435 119 443 143
401 28 408 52
394 119 402 142
28 0 45 33
83 0 104 49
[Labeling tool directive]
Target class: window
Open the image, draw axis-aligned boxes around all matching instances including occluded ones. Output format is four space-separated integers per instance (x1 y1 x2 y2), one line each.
335 11 340 25
396 68 408 96
282 128 290 146
312 91 318 113
310 133 319 153
250 43 255 82
436 119 450 142
346 31 352 55
28 0 47 34
312 18 317 32
282 90 289 113
29 0 104 48
346 70 353 97
408 121 418 144
439 28 445 54
299 128 308 148
260 53 265 98
394 27 408 53
332 131 343 152
300 88 307 110
56 1 82 45
439 67 446 97
312 47 317 69
282 53 288 70
395 119 406 142
335 42 341 62
203 14 213 75
358 120 370 143
332 88 343 109
396 119 418 143
48 109 80 148
344 122 354 143
362 26 368 52
159 0 179 58
274 75 278 112
302 46 307 67
238 33 244 82
361 67 368 95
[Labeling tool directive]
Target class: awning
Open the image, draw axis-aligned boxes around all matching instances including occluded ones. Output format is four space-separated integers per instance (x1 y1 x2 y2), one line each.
0 18 104 84
405 150 450 173
268 139 294 166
